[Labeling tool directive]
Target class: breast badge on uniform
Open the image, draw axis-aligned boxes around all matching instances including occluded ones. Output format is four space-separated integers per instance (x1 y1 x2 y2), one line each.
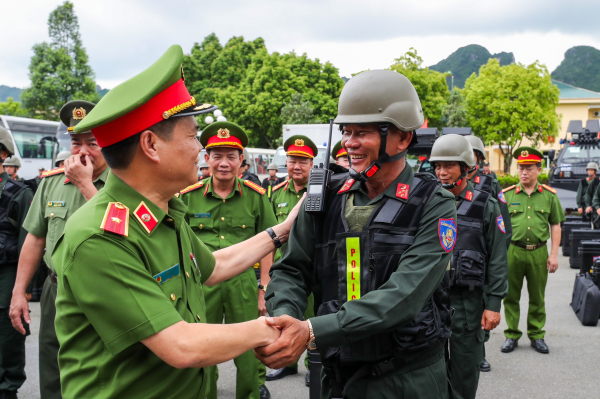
100 202 130 236
498 191 507 204
153 264 180 284
439 219 457 252
497 215 506 233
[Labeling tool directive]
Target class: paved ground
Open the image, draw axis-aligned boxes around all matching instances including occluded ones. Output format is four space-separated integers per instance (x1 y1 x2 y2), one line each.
19 247 600 398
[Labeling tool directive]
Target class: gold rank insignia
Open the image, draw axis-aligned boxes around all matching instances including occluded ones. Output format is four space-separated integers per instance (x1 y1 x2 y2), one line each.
133 201 158 234
217 128 230 139
72 107 87 120
521 150 529 157
243 179 266 195
295 138 304 147
100 202 130 236
179 180 204 195
41 167 65 178
273 180 288 192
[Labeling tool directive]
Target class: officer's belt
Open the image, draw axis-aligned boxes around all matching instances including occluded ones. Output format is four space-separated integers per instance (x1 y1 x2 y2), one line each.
50 272 58 285
511 240 547 251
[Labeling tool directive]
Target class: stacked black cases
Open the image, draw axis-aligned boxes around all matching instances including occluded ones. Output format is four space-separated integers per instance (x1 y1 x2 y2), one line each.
571 274 600 326
562 222 591 256
570 229 600 269
579 240 600 274
592 259 600 286
565 215 586 223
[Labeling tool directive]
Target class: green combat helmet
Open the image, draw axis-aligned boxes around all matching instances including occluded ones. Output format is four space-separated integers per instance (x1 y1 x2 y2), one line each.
464 135 487 173
0 126 15 157
55 151 72 167
3 156 21 168
334 69 423 181
267 163 278 171
587 162 599 171
429 134 476 190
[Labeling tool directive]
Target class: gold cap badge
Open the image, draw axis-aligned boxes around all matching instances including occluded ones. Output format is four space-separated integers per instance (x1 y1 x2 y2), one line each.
217 128 231 139
295 139 305 147
72 107 86 120
521 150 529 157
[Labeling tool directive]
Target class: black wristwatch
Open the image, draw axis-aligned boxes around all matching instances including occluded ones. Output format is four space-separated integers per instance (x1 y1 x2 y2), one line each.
266 227 282 249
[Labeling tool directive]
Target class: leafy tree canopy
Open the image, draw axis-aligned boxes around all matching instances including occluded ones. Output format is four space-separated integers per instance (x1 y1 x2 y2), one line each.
0 98 29 118
463 59 560 172
281 93 320 125
441 89 468 127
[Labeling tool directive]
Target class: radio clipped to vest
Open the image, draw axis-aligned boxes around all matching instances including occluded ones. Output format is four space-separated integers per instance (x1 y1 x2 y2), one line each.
305 119 333 214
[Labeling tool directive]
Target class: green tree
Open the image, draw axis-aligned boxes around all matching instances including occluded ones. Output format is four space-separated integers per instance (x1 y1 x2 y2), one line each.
0 98 29 117
441 89 468 127
389 48 449 127
21 1 98 120
281 93 320 124
463 59 560 173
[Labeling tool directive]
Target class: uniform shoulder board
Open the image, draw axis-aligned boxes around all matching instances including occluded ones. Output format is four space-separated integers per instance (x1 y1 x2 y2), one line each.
179 181 204 195
243 180 266 195
273 180 288 192
502 185 516 193
100 202 130 237
541 184 557 194
41 167 65 178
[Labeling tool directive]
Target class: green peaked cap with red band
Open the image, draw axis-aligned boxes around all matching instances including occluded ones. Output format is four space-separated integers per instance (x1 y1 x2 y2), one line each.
73 45 218 147
331 140 347 159
512 146 543 164
200 121 248 150
284 135 318 159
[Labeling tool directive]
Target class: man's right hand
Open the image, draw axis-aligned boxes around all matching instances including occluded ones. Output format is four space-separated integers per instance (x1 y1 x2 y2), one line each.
596 208 600 216
578 207 584 215
586 206 593 214
9 292 31 335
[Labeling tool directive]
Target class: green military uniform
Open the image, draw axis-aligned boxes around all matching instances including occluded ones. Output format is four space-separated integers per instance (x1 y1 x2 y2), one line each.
585 177 600 209
448 183 507 399
503 147 565 342
23 166 108 399
181 121 277 399
0 170 33 398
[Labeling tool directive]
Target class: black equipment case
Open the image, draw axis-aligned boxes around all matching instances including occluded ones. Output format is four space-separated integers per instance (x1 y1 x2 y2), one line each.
579 240 600 274
562 222 590 256
570 229 600 269
571 273 600 326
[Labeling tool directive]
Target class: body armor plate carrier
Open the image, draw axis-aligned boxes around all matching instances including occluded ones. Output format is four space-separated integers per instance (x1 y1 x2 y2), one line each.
0 179 28 264
473 173 493 194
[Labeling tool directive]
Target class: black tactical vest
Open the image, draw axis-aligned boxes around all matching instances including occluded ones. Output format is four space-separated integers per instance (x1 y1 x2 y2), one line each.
473 173 493 194
0 179 28 264
313 173 452 367
450 189 490 290
589 177 600 199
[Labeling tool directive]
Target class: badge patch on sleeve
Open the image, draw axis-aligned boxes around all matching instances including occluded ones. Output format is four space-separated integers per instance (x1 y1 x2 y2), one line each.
497 191 507 204
497 215 506 233
439 219 457 252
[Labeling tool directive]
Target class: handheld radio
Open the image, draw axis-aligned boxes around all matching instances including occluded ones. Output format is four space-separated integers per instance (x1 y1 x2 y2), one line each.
304 119 334 214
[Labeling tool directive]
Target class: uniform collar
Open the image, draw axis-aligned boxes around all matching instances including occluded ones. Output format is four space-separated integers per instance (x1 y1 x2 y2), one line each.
205 176 243 199
287 178 307 194
457 182 475 201
345 164 414 202
515 181 541 195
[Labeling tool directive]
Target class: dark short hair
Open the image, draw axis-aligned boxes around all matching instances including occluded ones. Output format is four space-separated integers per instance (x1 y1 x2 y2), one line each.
101 118 179 170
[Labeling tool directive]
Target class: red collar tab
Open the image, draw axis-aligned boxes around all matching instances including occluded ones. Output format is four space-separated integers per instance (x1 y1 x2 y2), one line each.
204 182 210 196
133 201 159 234
238 173 243 178
243 179 266 195
91 79 194 148
474 176 480 183
538 185 543 193
338 179 355 194
515 185 521 194
100 202 130 236
396 183 410 200
465 190 474 201
64 178 71 184
179 181 204 195
238 180 243 196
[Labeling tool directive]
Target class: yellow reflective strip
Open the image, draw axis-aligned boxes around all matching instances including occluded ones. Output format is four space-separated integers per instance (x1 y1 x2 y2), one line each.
346 237 361 301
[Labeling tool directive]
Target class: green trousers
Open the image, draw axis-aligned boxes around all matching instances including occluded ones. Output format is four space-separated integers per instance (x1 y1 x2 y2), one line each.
204 268 264 399
321 354 448 399
39 276 61 399
448 290 484 399
0 265 28 393
504 245 549 341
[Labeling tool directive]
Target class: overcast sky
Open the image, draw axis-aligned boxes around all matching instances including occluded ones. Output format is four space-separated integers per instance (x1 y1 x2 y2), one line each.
2 0 600 89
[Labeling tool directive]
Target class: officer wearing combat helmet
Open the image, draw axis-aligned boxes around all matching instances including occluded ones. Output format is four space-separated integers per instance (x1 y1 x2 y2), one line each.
9 100 108 399
259 70 456 398
580 162 599 222
262 162 282 199
331 140 349 170
501 147 564 355
481 161 497 178
0 126 33 399
3 157 22 181
430 134 508 399
180 121 277 399
54 151 71 169
199 160 210 180
50 45 302 398
239 148 262 185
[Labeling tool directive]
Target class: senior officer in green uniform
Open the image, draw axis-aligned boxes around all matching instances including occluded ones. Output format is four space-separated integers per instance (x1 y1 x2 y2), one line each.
501 147 564 355
50 45 303 399
179 121 277 399
257 70 457 399
3 157 23 182
266 135 316 385
0 127 33 399
430 134 508 399
331 140 350 170
9 100 108 399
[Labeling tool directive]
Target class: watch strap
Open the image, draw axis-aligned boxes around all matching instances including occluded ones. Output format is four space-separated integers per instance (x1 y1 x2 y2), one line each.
266 227 282 249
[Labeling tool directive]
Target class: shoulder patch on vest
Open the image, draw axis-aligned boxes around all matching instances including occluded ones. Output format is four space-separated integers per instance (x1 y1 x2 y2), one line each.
465 190 473 201
497 215 506 233
474 176 480 183
502 185 516 193
41 167 65 178
133 201 158 234
180 181 204 195
497 191 507 204
396 183 410 200
273 180 288 192
439 218 457 252
541 184 557 194
100 202 130 237
244 179 266 195
338 179 355 194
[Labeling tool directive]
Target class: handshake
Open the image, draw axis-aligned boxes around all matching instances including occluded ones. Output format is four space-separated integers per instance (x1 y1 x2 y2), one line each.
253 315 311 369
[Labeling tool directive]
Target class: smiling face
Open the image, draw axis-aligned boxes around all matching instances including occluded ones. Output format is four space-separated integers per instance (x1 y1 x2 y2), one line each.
434 161 463 186
206 147 243 184
336 155 350 169
70 133 107 175
286 155 312 186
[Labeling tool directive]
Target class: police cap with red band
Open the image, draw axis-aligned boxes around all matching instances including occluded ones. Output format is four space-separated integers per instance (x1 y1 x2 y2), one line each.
512 146 543 165
284 135 318 159
200 121 248 151
331 140 347 159
73 45 217 147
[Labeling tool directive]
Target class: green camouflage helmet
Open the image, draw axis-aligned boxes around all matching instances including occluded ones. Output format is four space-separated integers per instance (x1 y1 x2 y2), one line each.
3 156 21 167
429 134 476 168
267 162 278 170
0 126 15 156
334 70 424 131
55 151 71 167
464 135 486 159
587 162 599 171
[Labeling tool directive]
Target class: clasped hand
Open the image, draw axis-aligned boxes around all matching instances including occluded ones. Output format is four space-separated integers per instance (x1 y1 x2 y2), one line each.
255 315 310 369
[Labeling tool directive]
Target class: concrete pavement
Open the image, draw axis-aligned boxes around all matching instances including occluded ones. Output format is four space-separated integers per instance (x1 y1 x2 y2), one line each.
19 247 600 398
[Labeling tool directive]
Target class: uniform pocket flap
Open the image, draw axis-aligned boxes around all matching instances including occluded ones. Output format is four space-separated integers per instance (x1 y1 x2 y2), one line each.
45 206 68 219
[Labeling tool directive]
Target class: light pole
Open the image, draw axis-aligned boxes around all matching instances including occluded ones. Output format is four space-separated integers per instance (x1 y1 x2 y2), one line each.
446 71 454 91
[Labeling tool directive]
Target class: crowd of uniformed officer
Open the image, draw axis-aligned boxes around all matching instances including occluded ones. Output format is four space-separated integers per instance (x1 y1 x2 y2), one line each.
0 43 566 399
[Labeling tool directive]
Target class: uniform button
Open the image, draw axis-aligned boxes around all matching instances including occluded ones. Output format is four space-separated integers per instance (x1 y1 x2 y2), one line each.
167 218 173 223
223 199 226 203
242 225 246 229
541 209 544 213
528 206 531 209
197 315 201 321
297 195 300 198
221 217 225 221
527 216 530 219
527 238 530 241
528 227 531 230
170 293 176 301
221 236 225 239
50 213 55 218
513 210 516 213
279 212 283 215
200 224 203 228
186 271 190 278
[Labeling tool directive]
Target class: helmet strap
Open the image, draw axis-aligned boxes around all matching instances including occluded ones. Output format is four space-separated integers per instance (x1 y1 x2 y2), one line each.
441 165 467 190
467 164 478 174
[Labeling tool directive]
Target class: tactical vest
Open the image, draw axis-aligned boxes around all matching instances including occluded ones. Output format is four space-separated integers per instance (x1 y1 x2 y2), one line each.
450 189 490 290
313 173 452 368
473 174 493 194
0 179 28 264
